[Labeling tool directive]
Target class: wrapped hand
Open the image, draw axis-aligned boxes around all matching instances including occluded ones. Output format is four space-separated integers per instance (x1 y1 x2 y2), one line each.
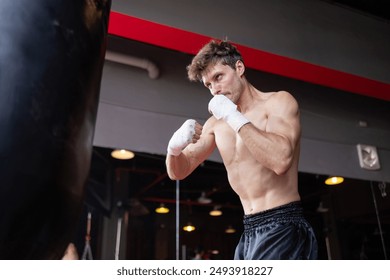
208 95 249 132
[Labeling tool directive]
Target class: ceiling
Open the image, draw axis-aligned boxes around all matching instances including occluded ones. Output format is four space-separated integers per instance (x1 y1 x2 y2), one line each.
107 1 390 101
326 0 390 21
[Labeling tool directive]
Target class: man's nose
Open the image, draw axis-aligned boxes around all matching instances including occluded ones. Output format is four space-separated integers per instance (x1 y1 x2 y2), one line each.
210 86 222 95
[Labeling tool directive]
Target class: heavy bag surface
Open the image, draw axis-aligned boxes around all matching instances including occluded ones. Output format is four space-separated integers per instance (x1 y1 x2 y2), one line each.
0 0 111 259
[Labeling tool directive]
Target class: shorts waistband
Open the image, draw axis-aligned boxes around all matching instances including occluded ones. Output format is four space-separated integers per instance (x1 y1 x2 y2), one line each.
243 201 304 230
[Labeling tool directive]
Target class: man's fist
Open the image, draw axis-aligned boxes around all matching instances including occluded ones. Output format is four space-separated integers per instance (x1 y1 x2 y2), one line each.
167 119 201 156
208 95 249 132
208 94 237 120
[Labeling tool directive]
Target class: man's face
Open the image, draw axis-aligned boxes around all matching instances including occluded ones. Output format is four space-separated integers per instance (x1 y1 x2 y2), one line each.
201 61 244 103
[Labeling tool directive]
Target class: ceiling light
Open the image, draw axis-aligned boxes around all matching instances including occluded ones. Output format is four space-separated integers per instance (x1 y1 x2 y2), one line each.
197 192 212 204
325 176 344 185
316 202 329 213
209 206 222 216
127 198 149 216
111 149 135 160
183 222 196 232
155 203 170 214
225 225 236 234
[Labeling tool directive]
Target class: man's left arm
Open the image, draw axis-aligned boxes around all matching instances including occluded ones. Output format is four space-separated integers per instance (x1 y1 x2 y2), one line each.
239 91 300 175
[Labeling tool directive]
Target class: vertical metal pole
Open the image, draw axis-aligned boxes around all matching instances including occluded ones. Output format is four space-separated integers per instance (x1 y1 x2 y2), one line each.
325 236 332 260
114 217 122 260
370 181 388 259
182 245 187 260
176 180 180 260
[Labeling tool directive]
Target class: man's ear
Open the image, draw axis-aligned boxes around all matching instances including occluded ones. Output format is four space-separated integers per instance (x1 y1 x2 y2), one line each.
235 60 245 76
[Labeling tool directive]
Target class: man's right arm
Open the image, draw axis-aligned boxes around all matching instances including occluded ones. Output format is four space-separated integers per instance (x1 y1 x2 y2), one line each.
166 118 216 180
166 153 192 180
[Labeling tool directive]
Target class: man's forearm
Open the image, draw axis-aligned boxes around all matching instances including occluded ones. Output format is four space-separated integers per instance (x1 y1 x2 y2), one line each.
166 153 191 180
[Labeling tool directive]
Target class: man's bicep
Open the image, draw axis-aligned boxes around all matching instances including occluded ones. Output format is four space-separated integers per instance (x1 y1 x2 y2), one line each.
270 93 300 143
266 106 300 149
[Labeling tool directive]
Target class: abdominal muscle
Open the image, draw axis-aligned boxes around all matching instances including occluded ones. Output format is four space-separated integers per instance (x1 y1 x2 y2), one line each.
216 128 300 215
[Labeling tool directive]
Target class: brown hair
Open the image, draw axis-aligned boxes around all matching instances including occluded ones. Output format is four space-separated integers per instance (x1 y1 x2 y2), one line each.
187 40 243 82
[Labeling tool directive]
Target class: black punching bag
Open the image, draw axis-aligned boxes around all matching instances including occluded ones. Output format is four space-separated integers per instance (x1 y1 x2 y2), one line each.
0 0 111 259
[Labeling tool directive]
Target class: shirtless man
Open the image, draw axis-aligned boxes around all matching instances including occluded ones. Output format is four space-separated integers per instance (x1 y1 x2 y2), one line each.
166 40 317 260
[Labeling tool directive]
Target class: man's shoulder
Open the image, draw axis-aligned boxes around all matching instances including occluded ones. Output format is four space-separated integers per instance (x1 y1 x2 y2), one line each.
271 90 293 98
257 89 292 99
203 115 218 130
260 90 299 116
267 90 297 105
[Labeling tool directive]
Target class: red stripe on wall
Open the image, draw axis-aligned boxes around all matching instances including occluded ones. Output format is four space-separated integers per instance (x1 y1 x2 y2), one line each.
108 11 390 101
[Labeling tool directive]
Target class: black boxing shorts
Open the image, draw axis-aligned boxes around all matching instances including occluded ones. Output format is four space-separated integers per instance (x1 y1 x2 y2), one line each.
234 201 318 260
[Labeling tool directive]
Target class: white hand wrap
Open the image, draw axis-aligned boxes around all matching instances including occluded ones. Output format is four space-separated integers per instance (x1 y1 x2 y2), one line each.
208 95 250 132
167 119 197 156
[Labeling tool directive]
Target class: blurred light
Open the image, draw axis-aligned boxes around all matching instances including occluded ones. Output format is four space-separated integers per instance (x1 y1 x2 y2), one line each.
111 149 135 160
198 192 212 204
155 203 169 214
325 176 344 185
316 202 329 213
225 225 236 234
209 206 222 216
183 222 196 232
